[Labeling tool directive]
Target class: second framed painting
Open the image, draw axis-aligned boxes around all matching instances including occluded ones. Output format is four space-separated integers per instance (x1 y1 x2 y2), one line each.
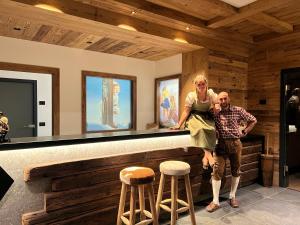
155 74 180 128
82 71 136 133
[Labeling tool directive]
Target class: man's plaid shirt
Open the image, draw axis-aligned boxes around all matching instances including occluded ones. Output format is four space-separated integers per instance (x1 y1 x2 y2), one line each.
214 105 256 139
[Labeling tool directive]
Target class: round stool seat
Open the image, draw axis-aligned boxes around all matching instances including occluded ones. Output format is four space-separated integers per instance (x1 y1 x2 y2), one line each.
120 166 155 185
160 161 190 176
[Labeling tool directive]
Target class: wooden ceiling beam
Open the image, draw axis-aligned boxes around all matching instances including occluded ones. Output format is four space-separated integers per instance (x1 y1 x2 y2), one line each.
207 0 296 30
75 0 253 44
75 0 207 27
145 0 237 19
5 0 251 56
247 13 293 34
2 0 200 52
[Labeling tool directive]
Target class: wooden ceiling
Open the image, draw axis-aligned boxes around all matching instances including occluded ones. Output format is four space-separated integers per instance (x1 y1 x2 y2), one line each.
0 0 299 60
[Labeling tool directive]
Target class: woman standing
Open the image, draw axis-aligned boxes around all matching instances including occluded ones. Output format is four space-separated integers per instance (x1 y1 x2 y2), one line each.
172 75 219 169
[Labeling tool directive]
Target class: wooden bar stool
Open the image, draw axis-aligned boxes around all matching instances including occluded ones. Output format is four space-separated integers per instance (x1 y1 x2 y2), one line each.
156 161 196 225
117 166 158 225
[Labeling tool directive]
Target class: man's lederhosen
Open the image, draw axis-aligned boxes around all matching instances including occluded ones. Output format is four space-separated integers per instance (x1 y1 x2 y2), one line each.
212 138 242 181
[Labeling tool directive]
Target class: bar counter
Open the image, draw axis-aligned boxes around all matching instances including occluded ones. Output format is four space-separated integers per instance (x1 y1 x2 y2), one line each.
0 130 263 225
0 129 190 151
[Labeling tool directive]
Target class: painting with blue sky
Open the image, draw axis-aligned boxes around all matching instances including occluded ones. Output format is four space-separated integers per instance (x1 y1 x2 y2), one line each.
86 76 132 131
158 78 179 128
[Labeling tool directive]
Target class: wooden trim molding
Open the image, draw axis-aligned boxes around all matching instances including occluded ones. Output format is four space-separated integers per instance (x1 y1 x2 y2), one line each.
0 62 60 135
82 71 137 133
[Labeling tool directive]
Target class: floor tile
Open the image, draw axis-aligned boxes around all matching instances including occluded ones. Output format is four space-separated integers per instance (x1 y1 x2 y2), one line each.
171 184 300 225
241 183 285 197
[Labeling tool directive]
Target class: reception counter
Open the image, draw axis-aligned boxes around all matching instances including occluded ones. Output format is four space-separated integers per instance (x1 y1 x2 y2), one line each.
0 130 263 225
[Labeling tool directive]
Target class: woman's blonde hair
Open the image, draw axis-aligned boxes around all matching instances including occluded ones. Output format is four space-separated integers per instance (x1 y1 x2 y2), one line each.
193 74 208 86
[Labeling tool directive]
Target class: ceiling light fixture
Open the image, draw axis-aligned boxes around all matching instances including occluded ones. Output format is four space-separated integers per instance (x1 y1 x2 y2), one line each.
131 11 136 15
185 26 190 31
117 24 137 31
174 38 188 44
34 4 63 13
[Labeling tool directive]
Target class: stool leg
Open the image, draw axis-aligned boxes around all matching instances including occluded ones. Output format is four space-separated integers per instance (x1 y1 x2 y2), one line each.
156 173 165 216
171 176 178 225
174 179 178 220
147 184 159 225
117 183 127 225
129 186 137 225
184 174 196 225
138 185 146 221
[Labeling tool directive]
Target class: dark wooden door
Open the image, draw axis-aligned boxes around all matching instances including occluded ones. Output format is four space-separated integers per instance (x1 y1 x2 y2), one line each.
0 78 37 138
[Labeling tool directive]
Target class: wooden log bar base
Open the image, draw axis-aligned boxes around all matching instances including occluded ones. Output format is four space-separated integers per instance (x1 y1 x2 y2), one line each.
22 137 263 225
156 161 196 225
117 166 158 225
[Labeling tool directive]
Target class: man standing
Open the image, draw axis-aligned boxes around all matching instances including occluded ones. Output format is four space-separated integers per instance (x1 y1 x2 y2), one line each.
206 92 257 212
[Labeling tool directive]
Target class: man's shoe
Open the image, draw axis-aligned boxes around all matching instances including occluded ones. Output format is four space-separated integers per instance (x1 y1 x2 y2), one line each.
229 198 239 208
206 202 220 213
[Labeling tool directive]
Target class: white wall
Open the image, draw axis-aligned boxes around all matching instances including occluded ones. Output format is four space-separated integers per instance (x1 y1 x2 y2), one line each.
0 70 52 136
155 54 182 77
0 37 182 135
0 36 158 134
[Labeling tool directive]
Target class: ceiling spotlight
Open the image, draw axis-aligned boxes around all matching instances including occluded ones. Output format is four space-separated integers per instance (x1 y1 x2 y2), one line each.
185 26 190 31
174 38 188 44
117 24 137 31
35 4 63 13
131 11 136 15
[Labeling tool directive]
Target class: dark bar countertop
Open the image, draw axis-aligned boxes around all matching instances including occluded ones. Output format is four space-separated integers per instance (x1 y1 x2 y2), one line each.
0 129 263 151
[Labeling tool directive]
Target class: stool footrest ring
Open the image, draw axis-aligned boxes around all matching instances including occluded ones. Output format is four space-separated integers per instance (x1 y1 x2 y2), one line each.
143 210 152 219
123 209 141 217
135 219 153 225
177 206 189 213
121 216 130 225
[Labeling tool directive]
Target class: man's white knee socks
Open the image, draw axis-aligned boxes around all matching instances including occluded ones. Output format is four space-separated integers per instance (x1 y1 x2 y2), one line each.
229 176 240 199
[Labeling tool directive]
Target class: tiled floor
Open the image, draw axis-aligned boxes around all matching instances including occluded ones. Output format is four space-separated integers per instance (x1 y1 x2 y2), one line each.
173 183 300 225
289 172 300 191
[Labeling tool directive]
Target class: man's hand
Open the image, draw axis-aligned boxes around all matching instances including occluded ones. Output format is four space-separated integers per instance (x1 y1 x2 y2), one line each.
241 129 247 137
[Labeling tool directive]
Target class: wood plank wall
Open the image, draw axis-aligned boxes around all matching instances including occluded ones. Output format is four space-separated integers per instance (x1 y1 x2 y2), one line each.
22 140 262 225
181 47 248 116
248 29 300 184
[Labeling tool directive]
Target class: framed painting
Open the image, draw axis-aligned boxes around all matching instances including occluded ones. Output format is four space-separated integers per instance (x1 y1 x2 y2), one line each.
82 71 136 133
155 74 180 128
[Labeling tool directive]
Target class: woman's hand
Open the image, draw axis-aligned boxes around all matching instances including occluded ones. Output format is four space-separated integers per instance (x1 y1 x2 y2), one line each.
170 124 181 130
213 103 221 114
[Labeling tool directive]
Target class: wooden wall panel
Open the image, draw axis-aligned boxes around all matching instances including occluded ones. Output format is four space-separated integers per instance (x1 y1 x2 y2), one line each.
248 29 300 185
208 50 248 108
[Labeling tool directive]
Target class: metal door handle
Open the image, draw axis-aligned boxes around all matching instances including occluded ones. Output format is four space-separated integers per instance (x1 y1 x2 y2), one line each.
24 124 36 128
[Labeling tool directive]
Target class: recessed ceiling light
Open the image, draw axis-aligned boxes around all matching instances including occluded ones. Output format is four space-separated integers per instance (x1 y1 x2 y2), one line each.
174 38 188 44
117 24 137 31
131 11 136 15
35 4 63 13
185 26 190 31
219 0 257 8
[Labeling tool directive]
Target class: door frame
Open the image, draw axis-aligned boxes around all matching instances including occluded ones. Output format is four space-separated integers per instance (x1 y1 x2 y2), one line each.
280 67 300 187
0 77 38 137
0 62 60 135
